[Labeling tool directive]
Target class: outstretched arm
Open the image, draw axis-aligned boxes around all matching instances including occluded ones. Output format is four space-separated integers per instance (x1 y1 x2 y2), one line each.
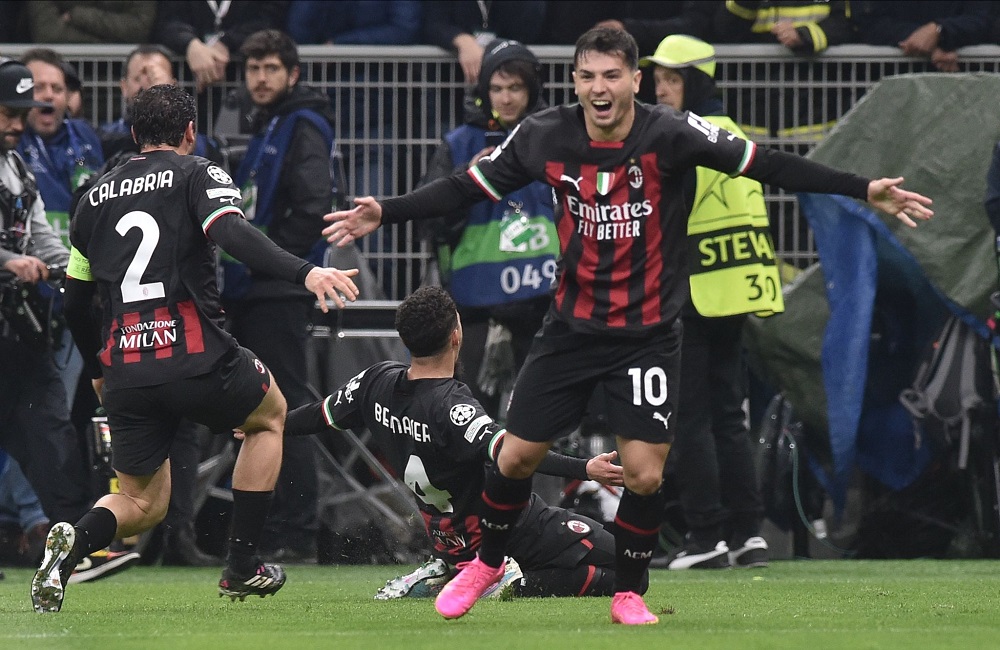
323 171 496 247
536 450 624 487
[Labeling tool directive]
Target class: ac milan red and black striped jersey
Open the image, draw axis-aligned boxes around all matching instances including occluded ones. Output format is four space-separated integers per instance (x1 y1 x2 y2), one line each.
69 151 243 388
287 361 505 563
466 102 756 335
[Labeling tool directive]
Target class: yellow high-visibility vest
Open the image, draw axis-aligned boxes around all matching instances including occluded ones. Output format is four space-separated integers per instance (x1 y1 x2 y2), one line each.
687 115 784 317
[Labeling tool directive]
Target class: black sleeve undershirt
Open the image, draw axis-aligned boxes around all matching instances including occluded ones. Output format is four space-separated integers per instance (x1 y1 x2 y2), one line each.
207 212 315 284
745 147 870 199
64 277 103 379
381 147 870 225
381 174 485 224
536 451 590 481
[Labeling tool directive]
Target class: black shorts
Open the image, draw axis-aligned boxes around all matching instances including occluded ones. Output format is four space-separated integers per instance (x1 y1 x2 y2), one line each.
506 493 614 571
505 318 682 445
102 346 272 476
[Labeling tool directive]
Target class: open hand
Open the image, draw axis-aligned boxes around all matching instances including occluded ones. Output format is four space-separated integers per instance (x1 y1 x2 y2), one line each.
322 196 383 247
586 450 624 487
867 177 933 227
305 267 360 312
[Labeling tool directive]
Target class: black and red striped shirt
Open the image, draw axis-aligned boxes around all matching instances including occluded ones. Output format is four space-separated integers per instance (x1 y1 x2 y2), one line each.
70 151 242 387
467 103 756 334
383 101 869 335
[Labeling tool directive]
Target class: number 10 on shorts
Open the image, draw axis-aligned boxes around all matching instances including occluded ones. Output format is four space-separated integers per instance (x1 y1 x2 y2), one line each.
628 367 668 406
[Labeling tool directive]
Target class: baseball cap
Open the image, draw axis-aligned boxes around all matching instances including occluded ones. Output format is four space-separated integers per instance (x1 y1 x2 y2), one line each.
0 58 53 109
639 34 716 78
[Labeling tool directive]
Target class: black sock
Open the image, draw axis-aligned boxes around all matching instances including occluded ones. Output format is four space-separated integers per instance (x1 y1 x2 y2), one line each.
226 489 273 574
613 487 663 594
73 507 118 560
478 464 532 569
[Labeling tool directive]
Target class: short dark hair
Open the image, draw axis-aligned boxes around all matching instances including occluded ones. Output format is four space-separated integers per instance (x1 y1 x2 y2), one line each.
130 84 195 148
395 286 458 358
574 27 639 71
493 59 539 92
20 48 67 81
240 29 299 71
123 44 174 80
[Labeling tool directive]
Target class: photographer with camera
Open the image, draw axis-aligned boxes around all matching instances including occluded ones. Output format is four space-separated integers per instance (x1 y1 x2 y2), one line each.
0 59 138 582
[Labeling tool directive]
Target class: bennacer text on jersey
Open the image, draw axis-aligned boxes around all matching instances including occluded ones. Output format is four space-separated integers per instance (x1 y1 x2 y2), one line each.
374 401 430 442
87 169 175 206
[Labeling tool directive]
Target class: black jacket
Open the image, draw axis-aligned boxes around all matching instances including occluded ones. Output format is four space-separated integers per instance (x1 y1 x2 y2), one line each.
239 83 335 301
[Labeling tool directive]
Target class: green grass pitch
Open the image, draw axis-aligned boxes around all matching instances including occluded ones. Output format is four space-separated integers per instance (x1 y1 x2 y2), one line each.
3 560 1000 649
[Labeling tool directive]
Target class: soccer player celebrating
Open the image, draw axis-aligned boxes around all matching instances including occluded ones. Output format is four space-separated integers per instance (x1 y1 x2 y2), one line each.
283 285 638 600
31 84 360 613
324 28 933 625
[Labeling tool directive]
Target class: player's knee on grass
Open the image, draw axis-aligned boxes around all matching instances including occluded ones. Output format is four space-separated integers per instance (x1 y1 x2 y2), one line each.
519 565 620 597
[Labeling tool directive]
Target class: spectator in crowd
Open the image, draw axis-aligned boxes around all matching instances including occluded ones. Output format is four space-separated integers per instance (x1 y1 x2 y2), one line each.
154 1 289 94
99 44 223 165
283 285 640 600
714 0 855 53
421 0 547 85
17 49 103 248
323 27 933 625
713 1 858 147
853 1 995 73
640 34 775 570
24 1 156 44
419 38 558 419
220 29 336 563
0 57 138 585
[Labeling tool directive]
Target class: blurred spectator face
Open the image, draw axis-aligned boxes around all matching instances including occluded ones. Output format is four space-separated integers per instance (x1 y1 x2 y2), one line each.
488 70 530 127
0 106 29 152
122 53 176 103
25 60 67 139
244 54 298 108
653 66 684 111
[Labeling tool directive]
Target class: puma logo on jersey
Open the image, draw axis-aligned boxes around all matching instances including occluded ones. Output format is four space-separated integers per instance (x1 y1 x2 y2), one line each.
653 411 671 430
560 174 583 192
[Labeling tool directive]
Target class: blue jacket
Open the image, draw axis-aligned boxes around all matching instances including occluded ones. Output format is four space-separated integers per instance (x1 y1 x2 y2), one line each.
18 118 103 245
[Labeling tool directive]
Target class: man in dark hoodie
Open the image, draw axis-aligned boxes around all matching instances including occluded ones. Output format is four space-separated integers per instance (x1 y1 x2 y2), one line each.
221 29 336 562
421 39 559 420
640 35 779 571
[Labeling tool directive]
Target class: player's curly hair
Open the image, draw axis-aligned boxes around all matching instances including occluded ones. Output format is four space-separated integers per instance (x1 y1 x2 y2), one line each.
574 27 639 71
130 84 195 148
395 286 458 358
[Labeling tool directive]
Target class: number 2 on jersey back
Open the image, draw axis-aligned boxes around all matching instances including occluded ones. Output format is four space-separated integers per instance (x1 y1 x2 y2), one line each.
116 210 166 303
